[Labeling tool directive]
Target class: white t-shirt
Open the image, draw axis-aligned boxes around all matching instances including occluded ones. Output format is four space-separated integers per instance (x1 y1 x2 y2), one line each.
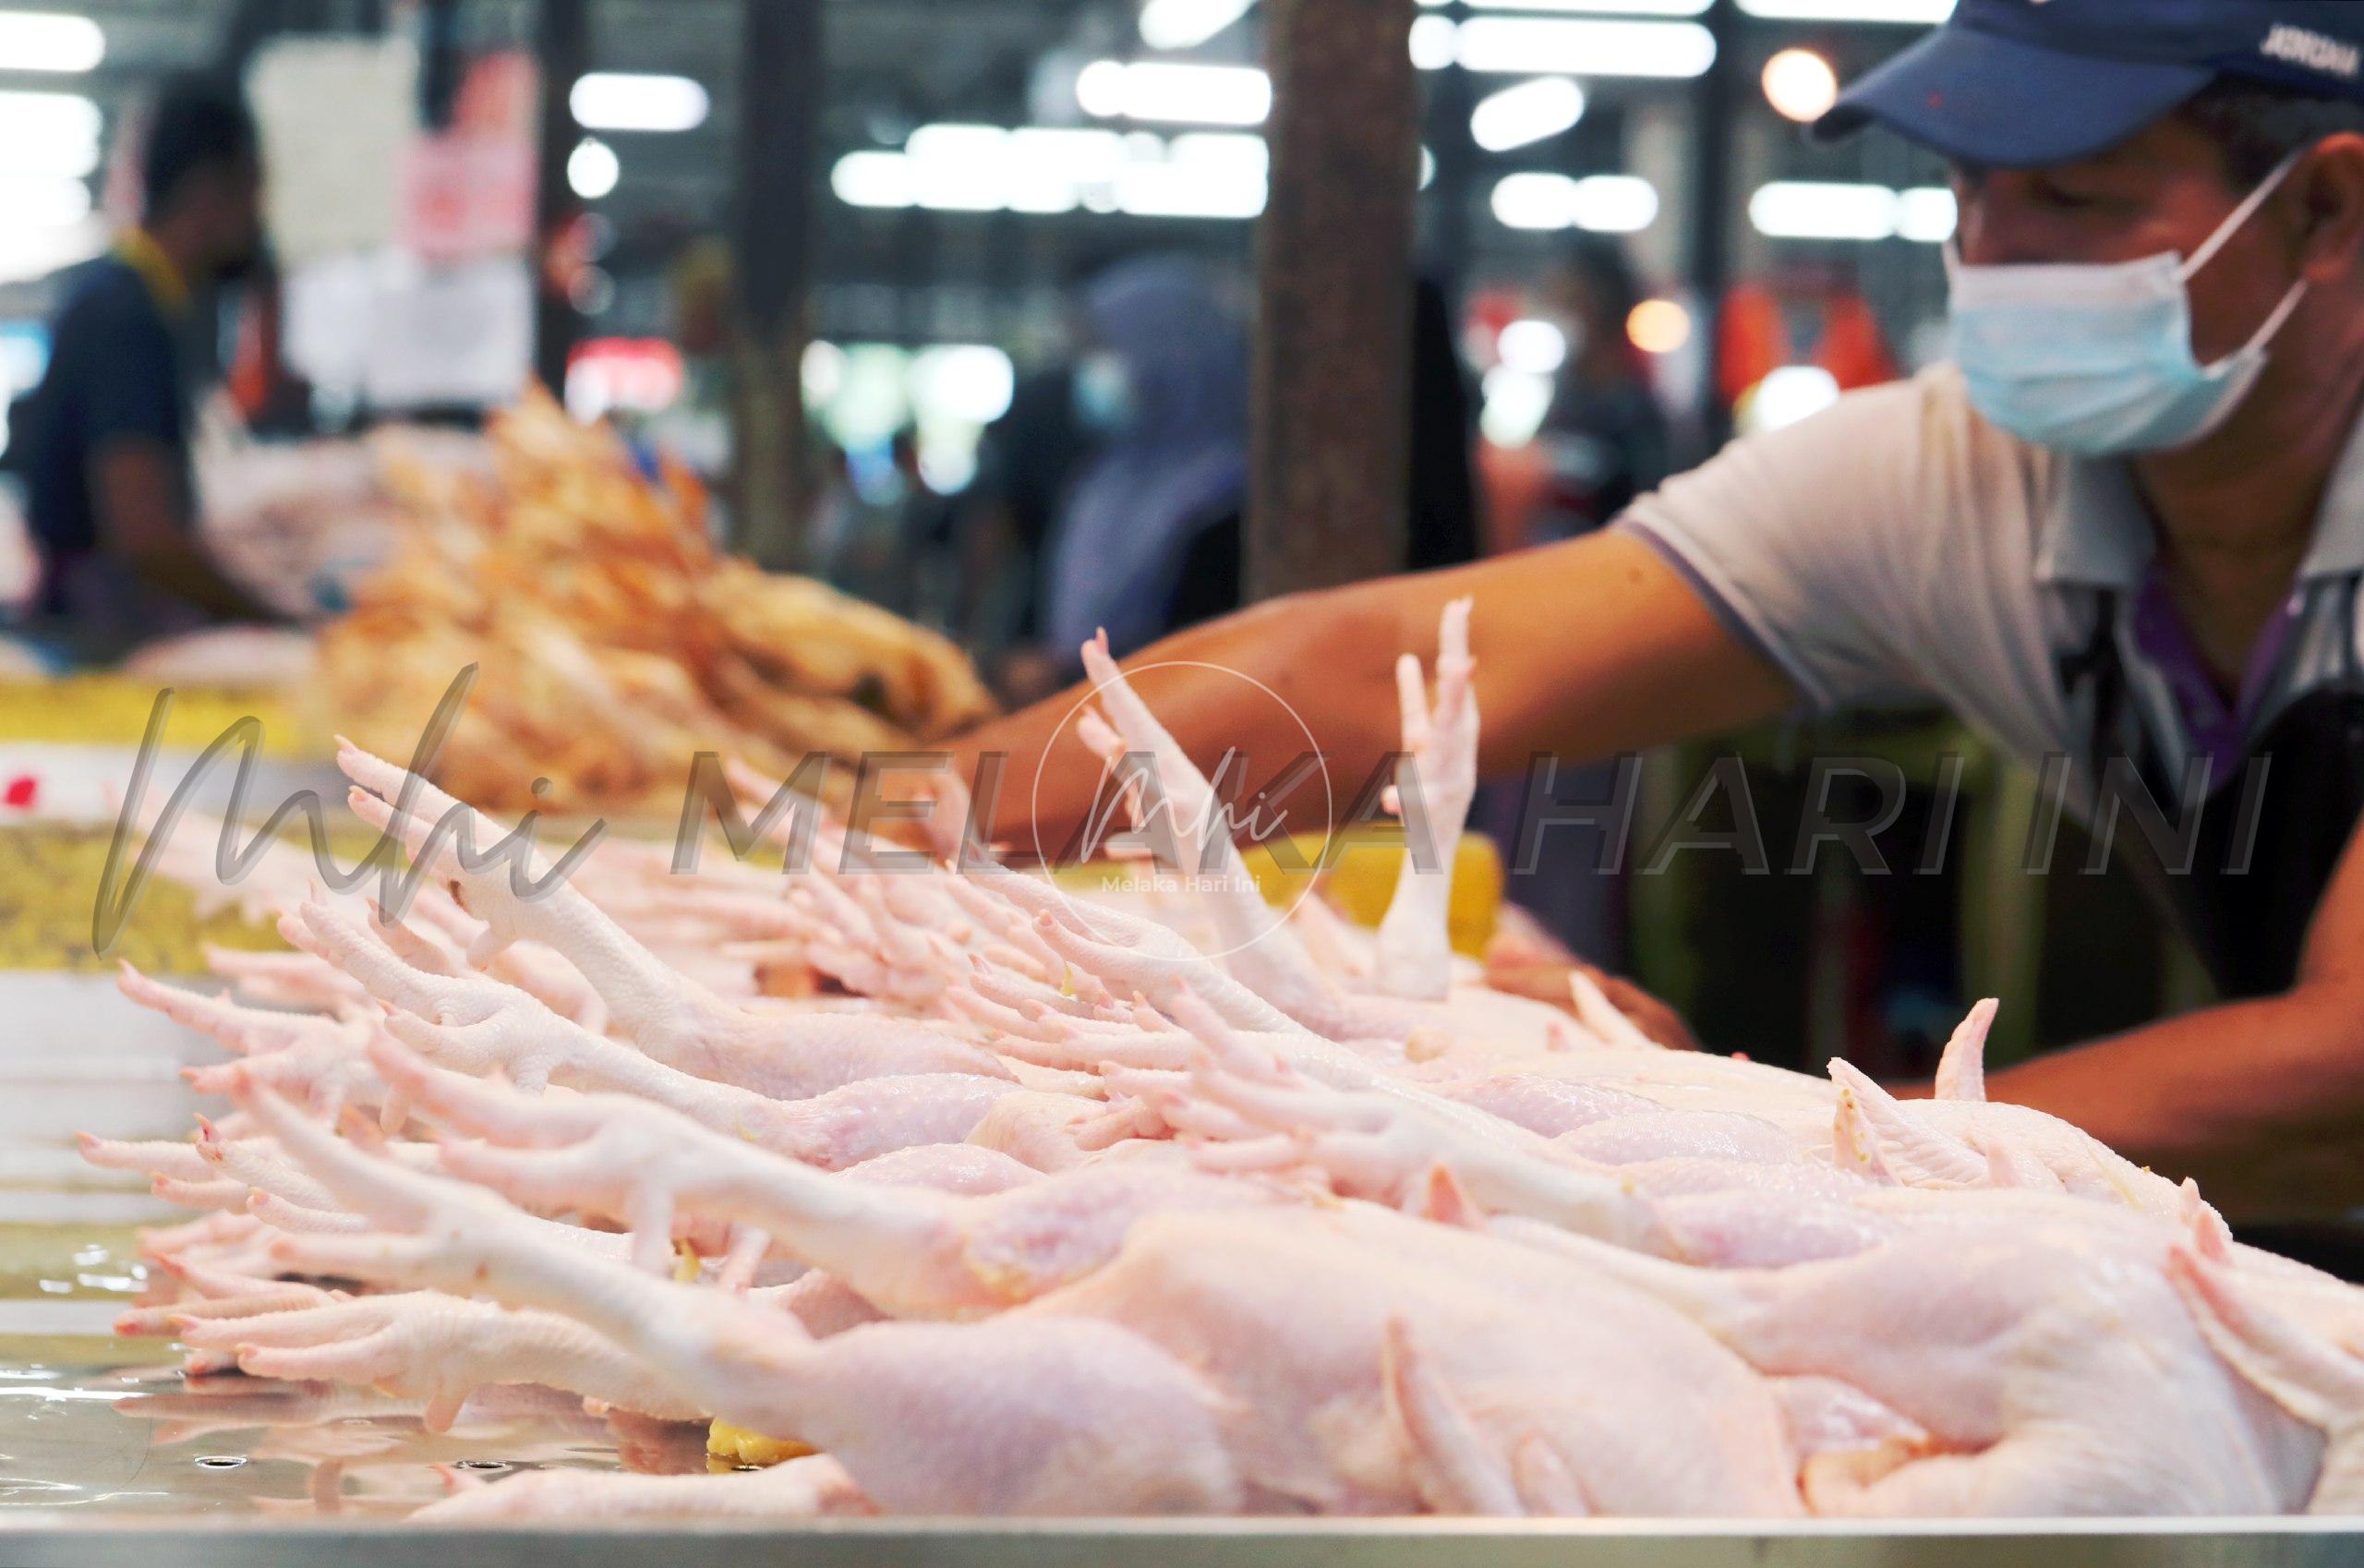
1615 363 2364 800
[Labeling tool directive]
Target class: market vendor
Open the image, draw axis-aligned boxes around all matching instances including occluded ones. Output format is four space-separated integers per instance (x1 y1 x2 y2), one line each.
18 74 280 661
955 0 2364 1225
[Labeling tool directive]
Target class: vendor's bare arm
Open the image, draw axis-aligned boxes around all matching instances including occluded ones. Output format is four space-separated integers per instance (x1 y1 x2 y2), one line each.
1989 815 2364 1221
953 529 1796 853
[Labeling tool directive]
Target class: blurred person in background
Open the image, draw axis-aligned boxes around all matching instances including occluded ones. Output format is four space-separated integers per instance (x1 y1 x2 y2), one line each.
1479 241 1668 968
812 428 933 620
644 239 737 498
1040 259 1481 677
958 356 1096 705
1407 277 1485 573
1526 238 1670 548
222 251 314 440
1041 255 1249 669
17 73 281 662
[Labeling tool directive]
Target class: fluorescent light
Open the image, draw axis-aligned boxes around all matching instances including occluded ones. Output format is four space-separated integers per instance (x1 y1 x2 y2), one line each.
1490 171 1658 232
1498 318 1568 376
1169 130 1269 174
1897 185 1958 243
0 12 103 73
1009 127 1128 173
567 138 619 199
1750 180 1899 240
1570 174 1658 231
1114 140 1267 219
1738 0 1954 21
902 122 1015 211
1470 77 1586 152
0 174 90 228
1455 17 1716 77
1409 15 1458 70
0 213 101 286
570 72 709 133
832 151 914 210
1744 179 1955 242
832 127 1265 222
1465 0 1710 12
1139 0 1255 50
0 118 99 178
1491 174 1577 231
1076 60 1272 126
0 90 100 145
1761 47 1839 122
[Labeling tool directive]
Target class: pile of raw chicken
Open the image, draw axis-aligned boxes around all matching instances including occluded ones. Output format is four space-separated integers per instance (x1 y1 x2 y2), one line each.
314 389 995 814
86 608 2364 1524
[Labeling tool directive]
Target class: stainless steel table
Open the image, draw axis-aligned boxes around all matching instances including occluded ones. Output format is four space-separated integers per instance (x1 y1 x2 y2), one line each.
1 1517 2360 1568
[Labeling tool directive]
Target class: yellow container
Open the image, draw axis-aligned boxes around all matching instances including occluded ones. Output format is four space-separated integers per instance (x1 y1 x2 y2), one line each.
1059 831 1503 959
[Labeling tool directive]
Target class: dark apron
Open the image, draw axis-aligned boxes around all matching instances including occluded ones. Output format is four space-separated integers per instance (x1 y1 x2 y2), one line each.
2066 585 2364 1273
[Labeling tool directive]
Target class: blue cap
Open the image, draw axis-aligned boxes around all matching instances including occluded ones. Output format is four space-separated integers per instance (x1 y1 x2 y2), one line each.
1815 0 2364 168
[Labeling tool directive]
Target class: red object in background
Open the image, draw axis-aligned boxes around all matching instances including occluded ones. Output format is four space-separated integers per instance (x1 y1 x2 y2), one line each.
1461 287 1521 369
4 776 39 810
567 338 687 416
1717 279 1900 408
452 52 538 139
403 50 540 264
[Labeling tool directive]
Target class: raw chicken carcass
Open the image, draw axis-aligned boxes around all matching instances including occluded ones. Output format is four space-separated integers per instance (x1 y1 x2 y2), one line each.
87 599 2364 1527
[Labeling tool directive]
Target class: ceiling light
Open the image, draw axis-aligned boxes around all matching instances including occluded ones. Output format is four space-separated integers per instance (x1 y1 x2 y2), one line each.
1465 0 1709 11
0 90 100 145
570 72 709 133
567 138 619 199
1896 186 1957 243
1455 17 1716 77
1138 0 1255 50
832 151 915 210
1749 180 1899 240
1409 15 1458 69
1076 60 1272 126
0 214 101 286
0 173 91 228
831 127 1269 222
0 12 103 73
1470 77 1586 152
1491 171 1658 232
1737 0 1953 21
0 122 99 178
1761 47 1839 123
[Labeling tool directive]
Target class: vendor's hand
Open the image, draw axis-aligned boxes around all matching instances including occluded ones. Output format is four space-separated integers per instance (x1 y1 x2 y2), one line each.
1484 947 1701 1054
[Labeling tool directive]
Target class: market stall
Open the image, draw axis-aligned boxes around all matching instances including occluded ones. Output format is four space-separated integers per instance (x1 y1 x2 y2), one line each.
10 0 2364 1551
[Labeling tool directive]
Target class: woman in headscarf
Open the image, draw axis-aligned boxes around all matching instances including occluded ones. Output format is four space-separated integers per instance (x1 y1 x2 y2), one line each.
1041 256 1249 665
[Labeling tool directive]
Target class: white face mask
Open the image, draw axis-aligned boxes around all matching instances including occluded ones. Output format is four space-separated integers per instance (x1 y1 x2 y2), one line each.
1947 151 2309 457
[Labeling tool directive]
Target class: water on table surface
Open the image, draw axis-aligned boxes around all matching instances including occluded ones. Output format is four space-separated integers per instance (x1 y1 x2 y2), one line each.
0 1224 645 1522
